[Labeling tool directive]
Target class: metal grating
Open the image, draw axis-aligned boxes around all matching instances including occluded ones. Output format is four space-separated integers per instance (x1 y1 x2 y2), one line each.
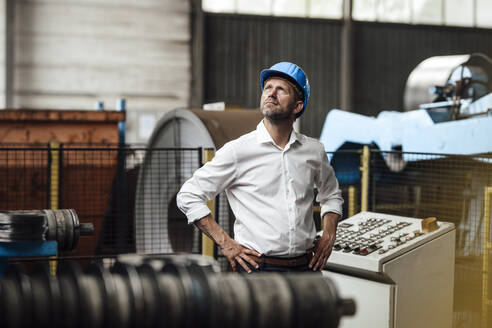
370 151 492 258
0 147 50 211
331 148 492 328
1 145 491 326
0 145 207 259
134 147 204 255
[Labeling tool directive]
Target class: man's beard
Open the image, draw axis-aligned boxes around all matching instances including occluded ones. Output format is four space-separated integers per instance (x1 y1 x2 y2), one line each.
261 101 296 123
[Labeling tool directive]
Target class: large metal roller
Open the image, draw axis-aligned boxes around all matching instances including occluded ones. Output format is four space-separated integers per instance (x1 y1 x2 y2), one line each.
404 53 492 111
43 209 94 251
210 273 356 328
30 263 62 328
135 109 262 254
0 255 355 328
0 209 94 251
0 212 46 242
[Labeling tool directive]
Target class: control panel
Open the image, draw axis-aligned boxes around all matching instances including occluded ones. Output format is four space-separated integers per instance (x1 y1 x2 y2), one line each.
326 211 455 272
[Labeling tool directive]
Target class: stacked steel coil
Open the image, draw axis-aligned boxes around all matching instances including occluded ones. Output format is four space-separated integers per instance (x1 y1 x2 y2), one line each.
0 212 47 242
0 209 94 251
0 255 355 328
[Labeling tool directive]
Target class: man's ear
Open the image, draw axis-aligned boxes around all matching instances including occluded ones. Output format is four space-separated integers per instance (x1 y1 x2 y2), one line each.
293 101 304 116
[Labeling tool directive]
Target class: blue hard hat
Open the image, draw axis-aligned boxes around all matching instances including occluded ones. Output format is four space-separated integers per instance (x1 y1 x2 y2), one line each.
260 62 310 118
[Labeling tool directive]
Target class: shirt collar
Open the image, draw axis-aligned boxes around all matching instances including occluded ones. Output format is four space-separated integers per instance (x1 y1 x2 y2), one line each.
256 120 303 147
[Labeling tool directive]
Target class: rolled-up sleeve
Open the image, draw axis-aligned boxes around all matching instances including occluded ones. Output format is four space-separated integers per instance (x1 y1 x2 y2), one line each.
315 146 344 219
177 142 237 224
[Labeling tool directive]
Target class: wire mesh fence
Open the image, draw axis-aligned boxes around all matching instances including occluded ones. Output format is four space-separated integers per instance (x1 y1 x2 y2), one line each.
0 145 207 260
0 147 50 211
330 148 492 328
1 144 491 326
133 147 204 255
371 150 492 328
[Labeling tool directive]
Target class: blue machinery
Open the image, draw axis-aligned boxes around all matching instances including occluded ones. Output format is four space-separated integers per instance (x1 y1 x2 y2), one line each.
0 209 93 275
0 241 57 275
320 53 492 182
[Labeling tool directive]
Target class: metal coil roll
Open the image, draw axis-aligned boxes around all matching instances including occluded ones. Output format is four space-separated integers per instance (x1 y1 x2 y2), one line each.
0 209 94 251
135 109 263 255
0 212 47 242
0 255 355 328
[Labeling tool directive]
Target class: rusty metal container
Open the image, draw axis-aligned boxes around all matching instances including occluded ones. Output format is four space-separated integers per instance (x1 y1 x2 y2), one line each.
0 109 125 258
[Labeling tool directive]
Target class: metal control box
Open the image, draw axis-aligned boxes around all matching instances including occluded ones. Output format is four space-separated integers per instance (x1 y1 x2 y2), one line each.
322 211 455 328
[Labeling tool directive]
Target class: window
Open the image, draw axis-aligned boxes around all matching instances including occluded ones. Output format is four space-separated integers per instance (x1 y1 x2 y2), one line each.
309 0 343 19
445 0 473 27
203 0 492 28
353 0 491 28
237 0 271 16
412 0 443 25
477 0 492 28
376 0 412 24
202 0 343 19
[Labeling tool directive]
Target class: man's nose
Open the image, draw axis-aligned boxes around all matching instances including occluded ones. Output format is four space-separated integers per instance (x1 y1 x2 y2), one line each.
265 88 277 97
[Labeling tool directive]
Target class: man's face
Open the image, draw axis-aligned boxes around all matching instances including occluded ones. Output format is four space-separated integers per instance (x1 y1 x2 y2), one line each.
260 77 302 121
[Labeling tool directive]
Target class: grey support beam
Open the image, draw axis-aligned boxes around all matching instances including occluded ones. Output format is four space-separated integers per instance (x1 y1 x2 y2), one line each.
340 0 353 111
190 0 204 108
5 0 14 108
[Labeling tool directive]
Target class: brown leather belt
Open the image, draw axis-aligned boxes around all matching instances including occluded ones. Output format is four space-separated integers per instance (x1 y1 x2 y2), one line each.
249 253 312 267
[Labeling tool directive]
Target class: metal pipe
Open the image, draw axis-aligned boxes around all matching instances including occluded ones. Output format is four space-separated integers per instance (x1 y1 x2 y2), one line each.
340 0 354 111
49 141 60 210
202 148 216 258
482 186 492 328
117 99 126 145
5 0 15 108
49 142 60 276
348 186 356 217
360 146 370 212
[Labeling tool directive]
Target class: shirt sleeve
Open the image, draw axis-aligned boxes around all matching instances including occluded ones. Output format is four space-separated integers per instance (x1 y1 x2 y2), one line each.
315 145 344 219
176 142 237 224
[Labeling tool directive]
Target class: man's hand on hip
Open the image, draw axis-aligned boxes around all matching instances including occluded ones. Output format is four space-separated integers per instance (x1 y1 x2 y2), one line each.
220 238 261 273
194 214 260 273
309 212 340 271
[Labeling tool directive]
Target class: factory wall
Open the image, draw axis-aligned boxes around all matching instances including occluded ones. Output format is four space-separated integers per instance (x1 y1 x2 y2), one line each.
6 0 191 143
4 5 492 142
203 13 342 138
203 13 492 138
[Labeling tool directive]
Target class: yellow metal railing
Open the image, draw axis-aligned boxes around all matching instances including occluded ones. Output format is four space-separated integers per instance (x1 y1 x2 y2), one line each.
482 186 492 328
49 141 60 210
49 141 60 275
202 149 215 258
360 146 370 212
348 186 356 217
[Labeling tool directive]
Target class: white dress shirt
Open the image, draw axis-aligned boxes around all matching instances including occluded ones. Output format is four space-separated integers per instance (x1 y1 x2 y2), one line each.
177 120 343 257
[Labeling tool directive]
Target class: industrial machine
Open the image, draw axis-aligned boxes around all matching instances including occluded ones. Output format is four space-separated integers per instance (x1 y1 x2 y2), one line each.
320 53 492 173
322 211 455 328
135 109 262 254
0 209 94 274
0 254 355 328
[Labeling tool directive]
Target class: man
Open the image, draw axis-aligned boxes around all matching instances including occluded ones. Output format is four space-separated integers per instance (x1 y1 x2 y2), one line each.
177 62 343 273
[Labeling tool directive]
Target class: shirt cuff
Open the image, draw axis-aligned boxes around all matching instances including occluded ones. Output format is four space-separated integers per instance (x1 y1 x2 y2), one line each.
185 205 211 224
320 202 343 219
